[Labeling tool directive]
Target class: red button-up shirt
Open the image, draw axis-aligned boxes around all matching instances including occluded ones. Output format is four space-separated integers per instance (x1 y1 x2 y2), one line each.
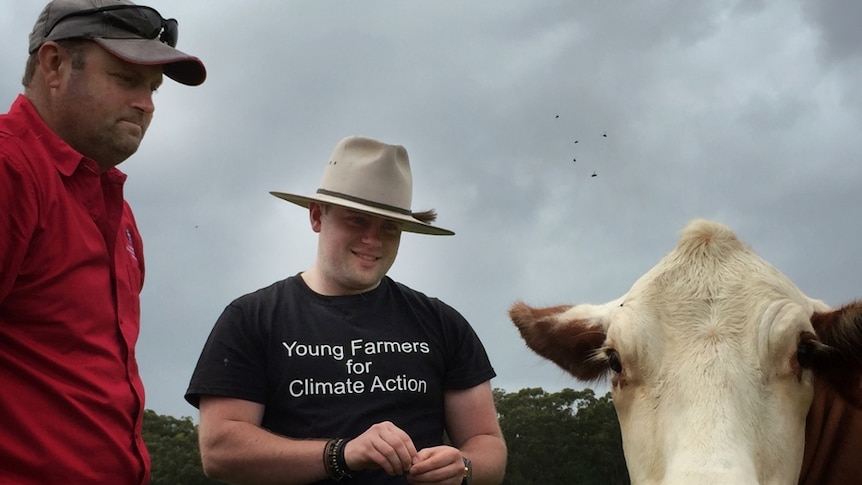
0 95 150 484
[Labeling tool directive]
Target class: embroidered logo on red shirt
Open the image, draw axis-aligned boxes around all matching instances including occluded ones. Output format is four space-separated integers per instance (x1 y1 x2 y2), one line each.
125 228 138 261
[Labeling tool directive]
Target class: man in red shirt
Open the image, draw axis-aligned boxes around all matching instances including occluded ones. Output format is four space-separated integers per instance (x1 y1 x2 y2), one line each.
0 1 206 483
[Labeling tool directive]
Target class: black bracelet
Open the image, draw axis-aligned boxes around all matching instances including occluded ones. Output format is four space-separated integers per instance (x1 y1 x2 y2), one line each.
323 438 352 481
334 438 351 478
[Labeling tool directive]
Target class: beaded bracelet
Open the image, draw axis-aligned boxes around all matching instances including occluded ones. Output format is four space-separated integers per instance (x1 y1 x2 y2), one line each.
323 438 352 481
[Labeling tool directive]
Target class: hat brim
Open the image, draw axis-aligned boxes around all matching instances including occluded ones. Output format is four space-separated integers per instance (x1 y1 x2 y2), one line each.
94 38 206 86
270 191 455 236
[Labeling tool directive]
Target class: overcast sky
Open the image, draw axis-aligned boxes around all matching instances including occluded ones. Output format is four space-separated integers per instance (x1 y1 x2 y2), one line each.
2 0 861 420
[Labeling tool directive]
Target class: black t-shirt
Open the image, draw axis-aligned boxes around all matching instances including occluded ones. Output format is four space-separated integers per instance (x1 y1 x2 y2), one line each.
185 275 495 483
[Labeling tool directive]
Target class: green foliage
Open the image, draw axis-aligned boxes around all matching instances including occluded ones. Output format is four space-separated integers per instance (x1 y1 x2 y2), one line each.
142 409 221 485
494 387 629 485
142 387 629 484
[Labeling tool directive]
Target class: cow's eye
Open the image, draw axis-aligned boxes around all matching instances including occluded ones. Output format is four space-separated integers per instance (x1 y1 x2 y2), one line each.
795 331 832 373
796 339 817 368
607 349 623 373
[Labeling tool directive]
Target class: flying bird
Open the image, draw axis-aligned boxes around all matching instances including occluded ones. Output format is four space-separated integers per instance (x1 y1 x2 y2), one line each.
591 172 597 177
602 132 607 138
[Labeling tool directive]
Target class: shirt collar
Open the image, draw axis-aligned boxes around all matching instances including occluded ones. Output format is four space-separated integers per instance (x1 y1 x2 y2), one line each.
11 94 102 177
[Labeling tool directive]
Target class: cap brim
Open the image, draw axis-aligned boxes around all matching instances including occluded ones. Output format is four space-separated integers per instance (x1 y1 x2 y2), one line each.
270 191 455 236
94 38 206 86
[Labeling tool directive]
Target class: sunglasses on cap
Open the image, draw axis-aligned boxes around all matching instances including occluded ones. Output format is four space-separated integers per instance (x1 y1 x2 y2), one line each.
45 5 178 47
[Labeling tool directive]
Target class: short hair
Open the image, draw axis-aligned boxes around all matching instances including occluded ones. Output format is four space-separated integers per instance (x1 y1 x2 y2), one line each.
22 39 90 88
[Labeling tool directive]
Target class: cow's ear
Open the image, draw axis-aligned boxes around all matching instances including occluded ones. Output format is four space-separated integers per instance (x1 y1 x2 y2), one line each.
811 301 862 408
509 302 609 381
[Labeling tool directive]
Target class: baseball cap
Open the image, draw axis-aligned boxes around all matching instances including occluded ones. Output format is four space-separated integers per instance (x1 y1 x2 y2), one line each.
28 0 206 86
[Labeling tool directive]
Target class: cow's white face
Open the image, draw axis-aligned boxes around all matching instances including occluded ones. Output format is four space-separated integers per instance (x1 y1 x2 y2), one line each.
510 219 849 485
601 259 823 484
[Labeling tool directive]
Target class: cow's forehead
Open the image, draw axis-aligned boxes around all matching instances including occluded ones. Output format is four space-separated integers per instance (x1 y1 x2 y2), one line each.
628 221 809 306
614 220 816 345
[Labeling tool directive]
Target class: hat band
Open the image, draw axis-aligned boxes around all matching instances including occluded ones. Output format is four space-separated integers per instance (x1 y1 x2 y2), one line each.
316 189 412 216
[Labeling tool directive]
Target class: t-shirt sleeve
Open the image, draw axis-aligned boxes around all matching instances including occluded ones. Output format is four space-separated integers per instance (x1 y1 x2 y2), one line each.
438 301 497 390
185 300 270 408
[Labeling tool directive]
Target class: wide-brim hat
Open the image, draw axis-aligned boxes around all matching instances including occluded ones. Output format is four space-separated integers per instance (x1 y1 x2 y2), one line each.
271 136 455 236
29 0 206 86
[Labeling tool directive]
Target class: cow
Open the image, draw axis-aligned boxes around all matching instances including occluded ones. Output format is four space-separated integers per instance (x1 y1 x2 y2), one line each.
509 219 862 485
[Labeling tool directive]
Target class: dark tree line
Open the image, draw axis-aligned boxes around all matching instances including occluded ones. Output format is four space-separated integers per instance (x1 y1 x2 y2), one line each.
142 409 220 485
495 387 629 485
143 387 628 484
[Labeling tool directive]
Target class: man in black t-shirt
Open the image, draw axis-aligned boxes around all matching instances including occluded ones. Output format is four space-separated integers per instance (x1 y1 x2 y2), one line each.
186 136 507 485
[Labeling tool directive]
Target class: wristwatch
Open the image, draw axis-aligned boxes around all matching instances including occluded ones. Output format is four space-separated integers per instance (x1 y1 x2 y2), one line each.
461 456 472 485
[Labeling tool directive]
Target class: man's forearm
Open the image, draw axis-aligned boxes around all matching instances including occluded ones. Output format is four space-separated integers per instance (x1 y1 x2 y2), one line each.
200 420 329 485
